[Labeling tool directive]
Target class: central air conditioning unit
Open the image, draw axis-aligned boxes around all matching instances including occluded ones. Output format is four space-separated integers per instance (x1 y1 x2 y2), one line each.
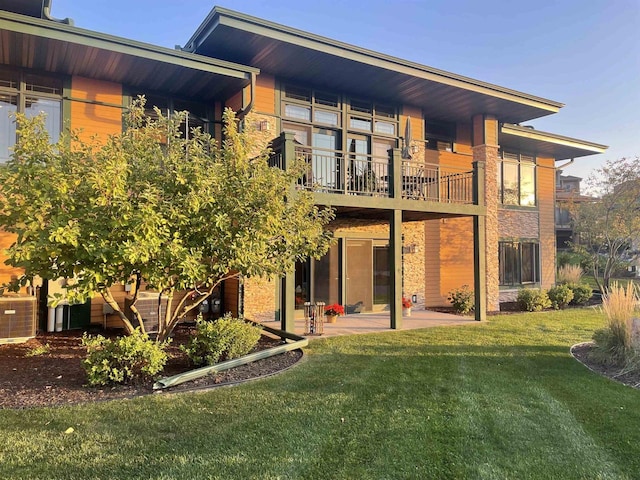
124 293 168 334
0 295 37 344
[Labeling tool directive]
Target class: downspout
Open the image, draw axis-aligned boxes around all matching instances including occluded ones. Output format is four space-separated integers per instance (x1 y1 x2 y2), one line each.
238 72 256 119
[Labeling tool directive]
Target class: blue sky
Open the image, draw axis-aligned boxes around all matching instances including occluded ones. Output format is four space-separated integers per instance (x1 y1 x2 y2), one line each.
52 0 639 181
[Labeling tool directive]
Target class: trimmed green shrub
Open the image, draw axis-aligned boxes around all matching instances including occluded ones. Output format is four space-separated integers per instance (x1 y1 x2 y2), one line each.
547 284 574 309
82 330 169 386
517 288 551 312
447 285 475 314
182 314 262 366
567 283 593 306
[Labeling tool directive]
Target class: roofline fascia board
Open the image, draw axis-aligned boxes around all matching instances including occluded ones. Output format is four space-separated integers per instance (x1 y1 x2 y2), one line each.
186 7 563 114
501 123 608 154
0 11 259 80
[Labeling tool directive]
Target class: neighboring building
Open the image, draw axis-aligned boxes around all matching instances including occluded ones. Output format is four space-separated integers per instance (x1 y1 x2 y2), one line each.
555 170 592 250
0 2 607 337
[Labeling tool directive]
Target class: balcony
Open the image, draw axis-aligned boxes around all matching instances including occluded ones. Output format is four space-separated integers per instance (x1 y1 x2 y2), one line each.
270 135 480 209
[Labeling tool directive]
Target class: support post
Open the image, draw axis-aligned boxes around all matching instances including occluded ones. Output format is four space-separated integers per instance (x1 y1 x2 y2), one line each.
281 270 296 333
472 160 487 321
391 148 403 199
390 209 403 329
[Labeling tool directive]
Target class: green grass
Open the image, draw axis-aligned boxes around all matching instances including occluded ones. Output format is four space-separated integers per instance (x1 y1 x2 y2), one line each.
2 309 639 479
582 275 640 291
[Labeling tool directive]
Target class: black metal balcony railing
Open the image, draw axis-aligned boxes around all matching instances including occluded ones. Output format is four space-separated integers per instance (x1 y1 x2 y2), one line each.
269 140 476 205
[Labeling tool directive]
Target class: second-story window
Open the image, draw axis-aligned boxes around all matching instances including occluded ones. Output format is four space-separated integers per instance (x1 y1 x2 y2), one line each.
134 93 212 139
0 67 63 163
425 120 455 152
498 151 536 206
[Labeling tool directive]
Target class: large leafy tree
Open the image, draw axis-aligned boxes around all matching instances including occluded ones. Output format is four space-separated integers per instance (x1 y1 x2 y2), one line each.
570 157 640 293
0 99 333 341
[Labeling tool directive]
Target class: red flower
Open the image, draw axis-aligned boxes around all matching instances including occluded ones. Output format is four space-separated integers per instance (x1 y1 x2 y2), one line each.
402 297 413 308
324 304 345 316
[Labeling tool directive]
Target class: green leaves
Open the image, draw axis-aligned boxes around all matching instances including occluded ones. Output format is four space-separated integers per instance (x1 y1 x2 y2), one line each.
0 98 333 339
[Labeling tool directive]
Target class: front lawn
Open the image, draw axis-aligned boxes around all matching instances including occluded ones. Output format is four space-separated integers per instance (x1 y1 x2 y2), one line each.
1 309 639 479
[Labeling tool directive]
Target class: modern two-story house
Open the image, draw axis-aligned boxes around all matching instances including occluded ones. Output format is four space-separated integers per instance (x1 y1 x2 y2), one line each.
0 2 607 340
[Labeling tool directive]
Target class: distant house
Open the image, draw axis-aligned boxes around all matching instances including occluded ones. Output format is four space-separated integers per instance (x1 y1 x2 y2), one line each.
0 1 608 340
555 171 594 250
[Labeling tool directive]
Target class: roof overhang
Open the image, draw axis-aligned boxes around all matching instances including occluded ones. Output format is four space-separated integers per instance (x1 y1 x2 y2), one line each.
500 123 608 160
0 9 258 101
184 7 563 124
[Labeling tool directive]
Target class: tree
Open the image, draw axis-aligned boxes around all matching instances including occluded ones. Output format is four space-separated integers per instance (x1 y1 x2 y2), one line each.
570 157 640 293
0 99 334 341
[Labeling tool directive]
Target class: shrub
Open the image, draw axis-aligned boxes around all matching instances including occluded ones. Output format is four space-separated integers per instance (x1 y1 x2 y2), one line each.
182 314 262 366
557 264 583 284
567 283 593 306
82 330 169 386
447 285 475 314
517 288 551 312
547 284 574 309
25 343 50 357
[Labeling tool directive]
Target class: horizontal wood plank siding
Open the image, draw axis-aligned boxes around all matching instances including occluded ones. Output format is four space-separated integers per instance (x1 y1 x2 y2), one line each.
224 277 239 317
537 156 556 288
255 74 275 114
439 217 474 304
226 90 242 112
70 77 122 143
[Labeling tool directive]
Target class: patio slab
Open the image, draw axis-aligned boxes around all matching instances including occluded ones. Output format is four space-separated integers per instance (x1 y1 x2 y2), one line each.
262 309 478 338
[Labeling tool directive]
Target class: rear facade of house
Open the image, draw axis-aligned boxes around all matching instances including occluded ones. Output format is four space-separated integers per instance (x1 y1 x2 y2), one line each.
0 2 607 341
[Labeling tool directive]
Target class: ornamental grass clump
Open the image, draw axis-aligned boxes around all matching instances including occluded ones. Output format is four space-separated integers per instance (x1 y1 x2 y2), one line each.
182 314 262 366
557 264 584 284
82 330 169 386
591 282 639 366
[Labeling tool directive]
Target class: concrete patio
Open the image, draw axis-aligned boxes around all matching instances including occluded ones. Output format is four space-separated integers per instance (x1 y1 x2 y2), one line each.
263 309 479 338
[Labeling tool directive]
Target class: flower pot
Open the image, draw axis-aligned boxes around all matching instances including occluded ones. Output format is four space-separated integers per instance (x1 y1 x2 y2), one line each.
326 314 337 323
403 307 411 317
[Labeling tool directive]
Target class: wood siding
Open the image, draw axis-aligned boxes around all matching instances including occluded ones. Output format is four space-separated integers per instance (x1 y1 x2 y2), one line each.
224 277 240 317
226 90 243 112
70 77 122 143
537 156 556 288
255 74 276 114
0 231 22 288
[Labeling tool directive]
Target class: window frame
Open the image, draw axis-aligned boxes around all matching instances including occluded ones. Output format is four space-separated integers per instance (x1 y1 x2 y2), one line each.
425 119 456 152
498 151 537 207
0 67 63 163
498 240 540 286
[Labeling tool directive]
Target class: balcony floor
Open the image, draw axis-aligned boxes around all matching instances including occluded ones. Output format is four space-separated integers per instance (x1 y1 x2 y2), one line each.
262 308 478 338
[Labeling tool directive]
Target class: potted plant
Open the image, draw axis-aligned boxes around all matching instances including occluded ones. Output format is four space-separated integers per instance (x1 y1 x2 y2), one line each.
324 304 345 323
402 297 413 316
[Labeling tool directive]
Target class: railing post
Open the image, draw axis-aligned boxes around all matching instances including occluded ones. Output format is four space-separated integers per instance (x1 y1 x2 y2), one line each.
391 148 402 199
472 160 485 206
282 131 296 171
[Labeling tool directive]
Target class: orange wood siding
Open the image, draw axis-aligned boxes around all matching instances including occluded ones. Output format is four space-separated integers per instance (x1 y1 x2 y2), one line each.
224 277 239 317
424 219 441 305
424 217 475 306
537 156 556 288
423 150 473 169
400 105 423 141
455 122 473 155
70 77 122 144
226 90 243 112
255 74 276 114
0 231 22 287
90 285 128 328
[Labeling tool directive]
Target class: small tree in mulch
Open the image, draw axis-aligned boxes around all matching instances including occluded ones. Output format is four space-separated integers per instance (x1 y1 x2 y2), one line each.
0 99 334 342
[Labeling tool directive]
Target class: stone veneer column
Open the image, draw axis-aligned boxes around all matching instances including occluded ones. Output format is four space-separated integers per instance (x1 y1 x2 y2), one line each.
472 115 500 311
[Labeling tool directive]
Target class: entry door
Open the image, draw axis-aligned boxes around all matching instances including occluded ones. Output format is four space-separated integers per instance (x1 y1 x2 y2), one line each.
345 239 373 312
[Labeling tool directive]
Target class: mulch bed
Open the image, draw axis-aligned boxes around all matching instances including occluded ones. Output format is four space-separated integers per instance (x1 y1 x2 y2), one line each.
0 324 302 409
571 342 640 390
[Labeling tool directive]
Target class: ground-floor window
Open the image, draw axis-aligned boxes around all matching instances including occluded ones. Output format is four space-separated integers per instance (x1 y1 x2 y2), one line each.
499 241 540 286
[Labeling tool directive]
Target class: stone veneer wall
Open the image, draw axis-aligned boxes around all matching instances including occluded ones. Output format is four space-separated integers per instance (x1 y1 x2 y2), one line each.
473 144 500 311
498 209 539 238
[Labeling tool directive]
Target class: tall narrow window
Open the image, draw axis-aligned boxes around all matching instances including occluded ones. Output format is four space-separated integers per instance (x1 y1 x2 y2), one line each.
498 151 537 206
